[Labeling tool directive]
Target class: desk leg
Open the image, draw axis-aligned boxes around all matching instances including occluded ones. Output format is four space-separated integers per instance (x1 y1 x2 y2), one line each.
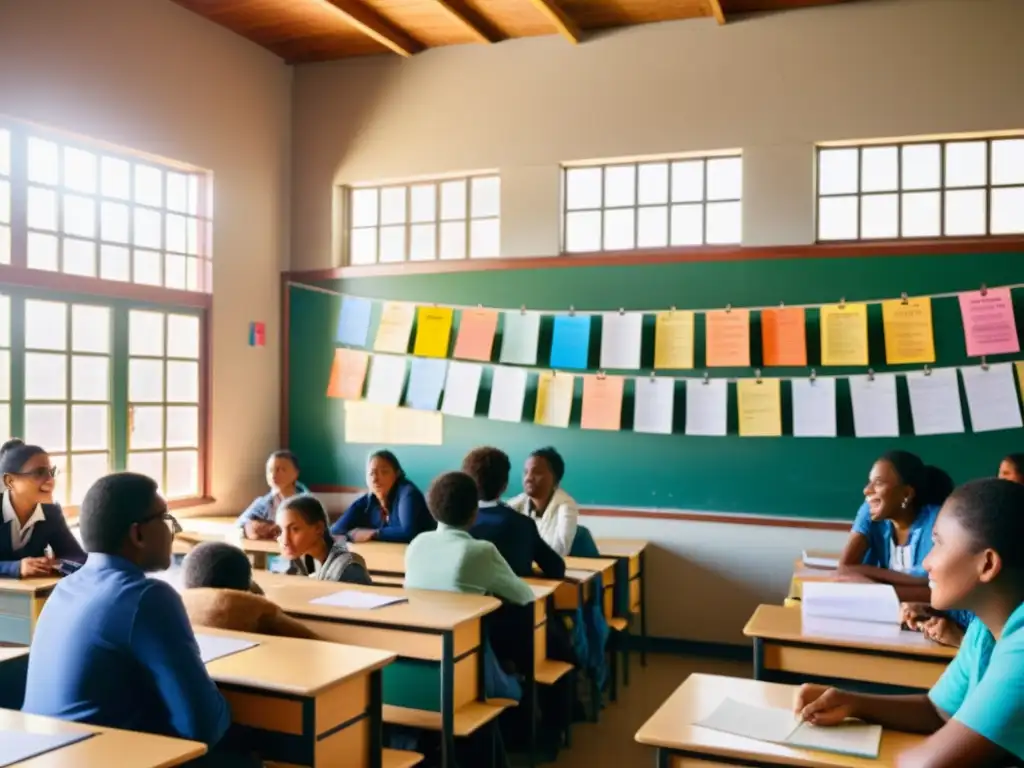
640 551 648 667
655 747 670 768
442 631 456 768
369 669 382 768
526 612 537 768
752 637 764 681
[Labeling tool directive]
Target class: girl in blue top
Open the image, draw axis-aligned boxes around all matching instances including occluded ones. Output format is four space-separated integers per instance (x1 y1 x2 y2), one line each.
235 450 309 541
797 478 1024 767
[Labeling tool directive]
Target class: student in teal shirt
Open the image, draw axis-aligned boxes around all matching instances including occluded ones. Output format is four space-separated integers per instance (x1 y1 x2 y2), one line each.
796 478 1024 767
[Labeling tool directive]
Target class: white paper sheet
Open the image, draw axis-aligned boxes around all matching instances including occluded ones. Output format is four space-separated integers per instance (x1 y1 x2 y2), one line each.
599 312 643 370
499 311 541 365
309 591 408 609
906 368 965 436
787 720 882 758
488 367 529 422
961 363 1024 433
801 550 839 569
802 616 936 647
849 373 899 438
0 731 94 767
633 377 674 435
440 361 483 418
801 582 900 625
365 354 407 406
194 633 260 663
791 378 837 438
685 378 728 436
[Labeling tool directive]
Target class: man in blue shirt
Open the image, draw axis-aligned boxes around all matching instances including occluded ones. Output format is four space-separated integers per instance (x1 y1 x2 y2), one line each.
23 473 252 765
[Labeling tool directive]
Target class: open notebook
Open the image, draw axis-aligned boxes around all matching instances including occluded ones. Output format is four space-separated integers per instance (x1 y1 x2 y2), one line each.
801 582 901 625
696 698 882 759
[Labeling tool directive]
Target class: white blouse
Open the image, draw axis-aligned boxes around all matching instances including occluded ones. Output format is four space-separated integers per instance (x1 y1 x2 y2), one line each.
508 487 579 557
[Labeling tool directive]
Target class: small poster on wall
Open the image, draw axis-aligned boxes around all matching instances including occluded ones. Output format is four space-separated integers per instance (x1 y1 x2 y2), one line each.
249 321 266 347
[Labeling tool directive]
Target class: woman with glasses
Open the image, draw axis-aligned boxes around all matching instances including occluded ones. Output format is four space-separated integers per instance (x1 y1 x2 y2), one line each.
0 438 85 579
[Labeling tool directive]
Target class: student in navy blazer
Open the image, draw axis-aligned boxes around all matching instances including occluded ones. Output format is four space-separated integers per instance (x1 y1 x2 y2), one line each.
462 446 565 580
330 450 435 543
0 439 85 579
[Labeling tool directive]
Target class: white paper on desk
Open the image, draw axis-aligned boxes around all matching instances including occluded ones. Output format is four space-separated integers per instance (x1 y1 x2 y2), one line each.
961 363 1023 433
310 590 407 610
849 373 899 437
802 616 908 642
801 550 839 570
365 354 407 406
787 720 882 758
599 312 643 370
801 582 900 625
0 730 94 767
685 378 727 436
792 378 837 438
633 377 674 435
440 361 483 418
906 368 965 436
194 633 259 663
488 366 528 422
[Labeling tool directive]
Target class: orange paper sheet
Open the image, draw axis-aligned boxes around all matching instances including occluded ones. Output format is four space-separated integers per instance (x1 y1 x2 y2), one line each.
325 348 369 400
737 378 782 437
761 307 807 367
413 307 454 358
705 309 751 367
581 375 625 431
882 298 935 364
820 303 869 366
453 309 499 361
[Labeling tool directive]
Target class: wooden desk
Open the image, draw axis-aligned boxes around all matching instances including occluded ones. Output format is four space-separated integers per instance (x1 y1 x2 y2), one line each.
0 577 60 644
349 542 408 577
176 523 280 570
563 556 618 622
635 673 924 767
596 538 649 665
254 572 504 768
0 646 29 709
743 604 955 692
0 708 206 767
786 561 842 605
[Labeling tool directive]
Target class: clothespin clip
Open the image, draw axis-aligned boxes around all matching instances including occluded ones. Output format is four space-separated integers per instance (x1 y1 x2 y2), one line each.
780 300 786 308
725 303 733 314
900 292 909 305
669 305 676 314
618 307 625 316
810 369 817 383
755 369 763 384
981 356 990 371
520 305 527 315
702 371 710 386
649 370 657 381
924 365 932 377
597 371 607 380
868 368 875 381
981 284 988 297
568 305 576 316
838 297 847 309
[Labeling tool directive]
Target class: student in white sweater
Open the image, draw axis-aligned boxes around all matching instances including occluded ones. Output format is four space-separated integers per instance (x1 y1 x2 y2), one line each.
508 447 578 557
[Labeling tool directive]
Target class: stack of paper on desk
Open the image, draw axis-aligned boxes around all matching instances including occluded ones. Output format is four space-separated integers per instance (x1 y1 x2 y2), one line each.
697 698 883 759
801 582 900 625
801 550 840 569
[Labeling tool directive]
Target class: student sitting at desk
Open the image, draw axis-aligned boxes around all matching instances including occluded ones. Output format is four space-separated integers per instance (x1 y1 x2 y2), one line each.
998 453 1024 485
463 446 565 580
330 450 434 543
181 541 317 639
278 494 372 584
508 447 578 557
796 478 1024 768
235 449 308 540
0 438 84 579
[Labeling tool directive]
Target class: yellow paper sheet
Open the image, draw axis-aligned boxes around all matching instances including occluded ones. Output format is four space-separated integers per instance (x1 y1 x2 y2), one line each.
373 302 415 353
581 375 624 431
654 310 695 369
882 298 935 364
706 309 751 367
413 306 454 358
534 371 574 428
343 400 443 445
820 303 869 366
737 378 782 437
1017 362 1024 405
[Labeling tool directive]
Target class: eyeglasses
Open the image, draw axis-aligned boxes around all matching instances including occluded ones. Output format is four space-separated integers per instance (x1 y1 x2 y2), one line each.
8 466 59 482
139 511 182 535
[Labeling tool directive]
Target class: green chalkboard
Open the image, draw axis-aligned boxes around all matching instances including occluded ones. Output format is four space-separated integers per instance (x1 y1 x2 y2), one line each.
286 251 1024 520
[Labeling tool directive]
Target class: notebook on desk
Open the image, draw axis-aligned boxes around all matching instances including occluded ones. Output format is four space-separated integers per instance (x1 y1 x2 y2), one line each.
801 582 900 625
802 550 840 569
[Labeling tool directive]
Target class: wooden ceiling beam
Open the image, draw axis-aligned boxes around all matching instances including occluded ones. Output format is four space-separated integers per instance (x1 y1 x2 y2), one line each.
708 0 727 24
322 0 424 57
527 0 582 44
433 0 501 44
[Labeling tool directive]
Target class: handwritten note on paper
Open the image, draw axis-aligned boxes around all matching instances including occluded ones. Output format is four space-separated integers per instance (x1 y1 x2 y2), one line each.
599 313 642 370
906 368 965 436
882 297 936 364
325 348 370 400
791 377 837 437
761 307 807 367
634 377 674 434
849 372 899 437
453 308 499 362
373 302 415 353
413 306 454 358
440 361 483 418
365 354 407 406
550 316 591 370
961 363 1023 432
959 288 1020 357
737 378 782 437
535 371 575 428
654 310 695 369
705 309 751 367
500 311 541 365
488 366 529 422
404 357 447 411
685 378 728 436
820 303 869 366
581 375 625 431
336 296 372 347
344 401 443 445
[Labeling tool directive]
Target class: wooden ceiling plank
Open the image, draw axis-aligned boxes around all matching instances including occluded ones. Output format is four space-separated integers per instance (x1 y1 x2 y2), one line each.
322 0 424 56
708 0 727 24
526 0 582 44
432 0 500 43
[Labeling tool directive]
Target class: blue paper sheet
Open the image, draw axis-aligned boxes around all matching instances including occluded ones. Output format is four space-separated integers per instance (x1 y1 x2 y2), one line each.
0 730 94 767
405 358 448 411
336 297 373 347
550 315 591 370
194 633 259 664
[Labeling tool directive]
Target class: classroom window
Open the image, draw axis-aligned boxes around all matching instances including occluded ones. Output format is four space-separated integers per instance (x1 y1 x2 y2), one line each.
562 155 743 252
347 175 500 265
817 137 1024 241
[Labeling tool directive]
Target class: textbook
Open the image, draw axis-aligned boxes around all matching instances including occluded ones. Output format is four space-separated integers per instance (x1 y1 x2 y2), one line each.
801 582 900 625
801 549 840 569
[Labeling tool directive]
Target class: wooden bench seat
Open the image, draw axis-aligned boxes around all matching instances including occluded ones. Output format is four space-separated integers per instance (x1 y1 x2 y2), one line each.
382 748 424 768
383 701 510 737
535 659 573 685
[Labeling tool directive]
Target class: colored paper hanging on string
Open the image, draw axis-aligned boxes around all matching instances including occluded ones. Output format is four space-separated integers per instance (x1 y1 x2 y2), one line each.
581 375 624 431
685 378 728 436
534 371 575 427
791 377 837 437
365 354 407 406
633 376 675 434
906 369 965 436
1017 362 1024 405
849 373 899 437
440 361 483 418
488 366 529 422
344 401 442 446
373 302 415 353
599 313 642 370
453 308 499 361
761 307 807 367
549 316 591 370
882 298 935 364
500 311 541 365
961 363 1023 433
413 306 454 358
705 309 750 367
404 358 448 411
654 311 695 369
737 378 782 437
959 288 1020 357
820 303 869 366
336 297 372 347
325 348 370 400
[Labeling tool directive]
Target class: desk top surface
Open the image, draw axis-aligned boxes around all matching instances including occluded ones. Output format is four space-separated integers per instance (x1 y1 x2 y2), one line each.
635 673 924 767
595 538 649 558
563 556 619 572
0 646 29 663
0 577 61 595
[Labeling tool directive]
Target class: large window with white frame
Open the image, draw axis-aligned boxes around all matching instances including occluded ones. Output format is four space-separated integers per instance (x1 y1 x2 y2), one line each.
817 136 1024 241
562 155 743 253
347 175 501 265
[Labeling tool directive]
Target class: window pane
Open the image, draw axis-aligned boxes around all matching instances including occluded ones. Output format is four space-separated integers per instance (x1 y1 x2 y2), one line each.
0 350 9 400
351 189 378 227
101 202 129 243
134 208 161 249
71 405 108 451
71 355 110 401
671 161 704 203
378 226 405 263
604 166 636 208
944 188 986 236
440 180 467 220
165 254 186 289
131 406 164 450
439 221 467 260
100 245 130 281
902 144 940 190
818 196 858 240
25 353 66 400
350 228 376 265
991 187 1024 234
409 224 437 261
901 191 941 237
469 219 500 258
27 233 58 271
637 205 668 248
0 129 8 176
70 453 109 506
471 177 500 218
26 300 67 351
50 454 67 506
166 450 199 498
379 187 406 226
706 201 741 244
128 451 163 487
707 157 742 201
133 250 162 286
861 147 899 193
0 179 9 223
64 147 97 193
992 139 1024 185
129 310 165 356
167 315 200 359
101 157 131 199
945 141 986 188
818 149 858 195
167 172 189 213
28 187 57 231
0 296 8 348
564 211 601 252
861 194 898 239
0 226 8 265
0 405 9 447
603 208 635 250
637 163 669 206
166 214 187 253
565 168 601 211
129 359 164 402
188 175 202 217
186 217 200 255
409 184 435 223
25 405 66 452
135 165 163 207
27 138 59 185
63 239 96 277
166 406 199 448
193 259 205 294
72 305 111 354
670 204 703 246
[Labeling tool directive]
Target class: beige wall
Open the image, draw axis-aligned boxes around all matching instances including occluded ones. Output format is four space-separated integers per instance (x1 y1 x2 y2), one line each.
0 0 292 512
